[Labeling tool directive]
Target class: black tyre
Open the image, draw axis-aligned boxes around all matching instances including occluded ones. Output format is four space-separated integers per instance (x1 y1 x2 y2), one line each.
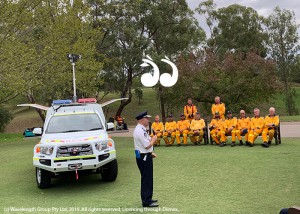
101 159 118 182
36 167 51 189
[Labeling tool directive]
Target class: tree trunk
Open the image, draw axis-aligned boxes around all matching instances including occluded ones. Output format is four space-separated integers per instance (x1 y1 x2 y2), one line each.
116 67 133 116
26 93 45 122
158 86 166 123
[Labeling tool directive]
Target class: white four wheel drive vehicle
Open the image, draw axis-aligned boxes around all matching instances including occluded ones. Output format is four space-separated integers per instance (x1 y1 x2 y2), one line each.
19 98 125 189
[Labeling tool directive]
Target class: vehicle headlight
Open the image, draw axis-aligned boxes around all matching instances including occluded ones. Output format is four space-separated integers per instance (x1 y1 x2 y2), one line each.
95 142 108 151
40 147 54 155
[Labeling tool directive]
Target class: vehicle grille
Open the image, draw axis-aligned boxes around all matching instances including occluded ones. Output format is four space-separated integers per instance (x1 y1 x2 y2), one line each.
56 144 93 157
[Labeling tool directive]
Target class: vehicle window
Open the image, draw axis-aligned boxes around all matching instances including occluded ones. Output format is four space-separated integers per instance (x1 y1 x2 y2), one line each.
46 113 103 133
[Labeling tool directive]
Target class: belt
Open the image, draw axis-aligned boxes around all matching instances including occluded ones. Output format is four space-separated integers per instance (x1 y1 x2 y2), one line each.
140 152 152 155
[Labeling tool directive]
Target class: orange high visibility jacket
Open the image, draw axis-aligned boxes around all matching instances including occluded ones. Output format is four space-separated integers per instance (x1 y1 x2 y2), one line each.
151 122 164 132
209 118 227 131
264 115 279 128
190 119 205 131
211 103 225 118
164 121 177 132
250 117 264 130
177 120 190 130
237 117 250 130
225 117 237 129
184 105 197 119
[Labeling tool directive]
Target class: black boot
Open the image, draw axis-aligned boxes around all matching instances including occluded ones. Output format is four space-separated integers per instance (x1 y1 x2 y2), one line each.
261 142 270 148
239 140 243 146
231 142 236 147
267 141 271 145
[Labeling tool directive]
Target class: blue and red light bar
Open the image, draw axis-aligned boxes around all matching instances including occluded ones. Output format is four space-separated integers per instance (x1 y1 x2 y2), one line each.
78 98 97 103
52 100 72 105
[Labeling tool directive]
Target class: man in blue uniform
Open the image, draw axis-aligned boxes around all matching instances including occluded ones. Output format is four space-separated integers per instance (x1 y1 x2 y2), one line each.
134 111 158 208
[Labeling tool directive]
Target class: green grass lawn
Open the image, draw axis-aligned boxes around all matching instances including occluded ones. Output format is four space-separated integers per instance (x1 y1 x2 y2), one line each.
0 134 299 214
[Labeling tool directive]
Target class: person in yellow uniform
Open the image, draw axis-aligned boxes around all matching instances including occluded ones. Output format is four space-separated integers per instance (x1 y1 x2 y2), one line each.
176 114 190 146
248 108 264 147
211 96 226 119
236 110 251 146
184 98 197 122
189 112 206 145
163 115 177 147
209 112 227 147
262 107 280 148
224 110 238 147
150 115 164 147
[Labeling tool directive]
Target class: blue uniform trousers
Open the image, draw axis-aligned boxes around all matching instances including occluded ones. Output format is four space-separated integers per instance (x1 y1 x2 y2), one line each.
136 153 153 206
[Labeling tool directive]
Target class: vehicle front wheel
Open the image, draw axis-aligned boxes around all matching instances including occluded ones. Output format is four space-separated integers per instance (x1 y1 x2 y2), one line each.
101 159 118 182
36 167 51 189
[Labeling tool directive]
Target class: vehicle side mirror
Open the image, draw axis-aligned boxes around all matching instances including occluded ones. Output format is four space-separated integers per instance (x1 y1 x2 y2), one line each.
33 127 42 135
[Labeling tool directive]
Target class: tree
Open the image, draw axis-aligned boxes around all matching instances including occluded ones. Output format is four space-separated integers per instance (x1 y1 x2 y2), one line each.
134 88 143 104
0 0 104 121
0 106 13 132
90 0 204 118
266 7 300 115
196 1 268 57
162 50 282 117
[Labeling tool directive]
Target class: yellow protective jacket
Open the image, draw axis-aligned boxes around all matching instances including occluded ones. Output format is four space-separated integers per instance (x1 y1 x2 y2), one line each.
209 118 227 131
164 121 177 132
250 117 264 130
190 119 205 131
211 103 225 118
177 120 190 131
151 122 164 132
225 117 237 129
264 115 279 128
237 117 251 130
184 105 198 119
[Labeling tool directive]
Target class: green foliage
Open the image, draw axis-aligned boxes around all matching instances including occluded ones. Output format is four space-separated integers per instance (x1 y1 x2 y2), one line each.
0 0 103 107
266 6 300 115
0 106 13 132
162 51 283 116
90 0 205 116
134 88 143 104
196 1 267 57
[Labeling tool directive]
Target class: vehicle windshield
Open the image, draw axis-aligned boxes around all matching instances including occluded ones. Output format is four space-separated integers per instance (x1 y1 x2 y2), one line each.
46 113 103 134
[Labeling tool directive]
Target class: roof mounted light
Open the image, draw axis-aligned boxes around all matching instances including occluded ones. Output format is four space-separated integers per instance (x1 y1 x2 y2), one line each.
52 100 72 105
78 98 97 103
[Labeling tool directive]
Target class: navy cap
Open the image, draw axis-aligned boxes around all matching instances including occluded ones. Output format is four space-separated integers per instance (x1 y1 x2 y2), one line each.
227 110 232 114
167 115 173 118
135 111 151 120
180 113 185 117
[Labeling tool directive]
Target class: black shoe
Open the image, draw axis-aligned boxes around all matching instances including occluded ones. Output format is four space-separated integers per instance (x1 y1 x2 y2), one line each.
261 142 270 148
245 141 250 146
151 199 158 203
231 142 236 147
193 142 197 146
267 141 271 145
239 140 243 146
165 144 170 147
143 203 159 207
248 142 254 147
223 142 226 146
176 144 181 147
220 142 225 147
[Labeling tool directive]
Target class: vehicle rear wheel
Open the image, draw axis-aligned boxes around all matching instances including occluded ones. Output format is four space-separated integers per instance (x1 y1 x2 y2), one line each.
101 159 118 182
36 167 51 189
